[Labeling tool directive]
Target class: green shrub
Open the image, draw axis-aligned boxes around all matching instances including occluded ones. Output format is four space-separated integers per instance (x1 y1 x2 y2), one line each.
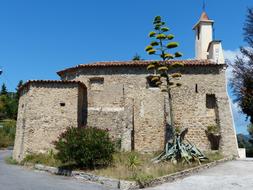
54 127 115 168
0 120 16 148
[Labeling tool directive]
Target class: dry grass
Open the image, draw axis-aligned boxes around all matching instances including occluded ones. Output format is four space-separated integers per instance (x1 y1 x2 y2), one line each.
90 151 223 182
19 150 224 184
21 150 62 167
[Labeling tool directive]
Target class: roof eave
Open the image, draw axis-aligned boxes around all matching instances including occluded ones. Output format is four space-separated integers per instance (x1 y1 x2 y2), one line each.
192 20 214 30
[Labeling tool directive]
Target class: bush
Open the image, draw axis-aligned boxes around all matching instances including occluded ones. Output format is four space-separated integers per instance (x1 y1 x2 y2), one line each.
54 127 115 168
0 119 16 148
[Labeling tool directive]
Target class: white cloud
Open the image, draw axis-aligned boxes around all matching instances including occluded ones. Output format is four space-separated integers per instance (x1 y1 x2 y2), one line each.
223 49 241 63
223 49 242 80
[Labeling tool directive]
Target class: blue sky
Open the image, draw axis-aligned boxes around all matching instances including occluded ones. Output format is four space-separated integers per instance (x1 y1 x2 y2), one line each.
0 0 251 134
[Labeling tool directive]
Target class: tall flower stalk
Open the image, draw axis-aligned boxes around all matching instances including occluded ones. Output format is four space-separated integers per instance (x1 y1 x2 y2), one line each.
145 16 183 137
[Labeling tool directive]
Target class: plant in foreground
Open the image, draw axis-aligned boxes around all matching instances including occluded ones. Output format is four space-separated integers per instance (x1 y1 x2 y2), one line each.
145 16 207 164
54 127 115 169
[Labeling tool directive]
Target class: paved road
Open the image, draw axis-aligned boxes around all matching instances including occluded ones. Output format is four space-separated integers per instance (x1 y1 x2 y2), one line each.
1 150 253 190
0 150 114 190
145 159 253 190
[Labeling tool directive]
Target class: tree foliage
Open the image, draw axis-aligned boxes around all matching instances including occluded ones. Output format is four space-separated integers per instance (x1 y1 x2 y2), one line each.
1 84 7 95
132 53 142 61
231 8 253 124
0 82 21 120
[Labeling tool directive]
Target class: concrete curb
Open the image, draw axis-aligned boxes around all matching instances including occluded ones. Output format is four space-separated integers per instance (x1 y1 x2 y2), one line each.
34 157 233 190
34 164 138 190
140 157 233 188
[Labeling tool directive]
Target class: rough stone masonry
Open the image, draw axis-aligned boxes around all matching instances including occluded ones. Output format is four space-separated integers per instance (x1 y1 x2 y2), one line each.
13 11 238 162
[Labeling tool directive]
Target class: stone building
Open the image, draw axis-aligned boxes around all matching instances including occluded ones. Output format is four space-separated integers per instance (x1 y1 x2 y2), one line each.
13 11 238 161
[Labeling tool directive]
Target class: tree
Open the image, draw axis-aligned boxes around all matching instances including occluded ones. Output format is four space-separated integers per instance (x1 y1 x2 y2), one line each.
145 16 207 164
0 83 7 95
132 53 142 61
16 80 23 92
231 8 253 124
248 124 253 144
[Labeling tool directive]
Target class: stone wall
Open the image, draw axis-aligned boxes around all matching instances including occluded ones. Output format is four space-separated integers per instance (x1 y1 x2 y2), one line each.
170 67 238 155
13 82 87 161
62 66 165 152
61 65 238 155
13 63 238 160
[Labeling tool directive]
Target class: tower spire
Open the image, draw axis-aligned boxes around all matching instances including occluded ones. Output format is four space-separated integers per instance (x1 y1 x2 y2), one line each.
202 0 206 12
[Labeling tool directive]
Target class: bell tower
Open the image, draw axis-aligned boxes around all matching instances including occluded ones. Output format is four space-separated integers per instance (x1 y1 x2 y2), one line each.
193 11 214 59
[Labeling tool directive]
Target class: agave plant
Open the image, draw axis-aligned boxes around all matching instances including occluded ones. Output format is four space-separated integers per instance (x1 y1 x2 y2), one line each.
152 129 208 164
145 16 207 164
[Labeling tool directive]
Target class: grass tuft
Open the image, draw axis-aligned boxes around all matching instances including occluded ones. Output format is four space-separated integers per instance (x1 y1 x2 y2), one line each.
5 156 18 165
21 150 62 167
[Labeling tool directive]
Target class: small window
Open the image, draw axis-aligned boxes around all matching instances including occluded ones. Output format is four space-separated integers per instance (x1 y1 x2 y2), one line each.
206 94 216 109
195 84 198 93
146 76 159 88
89 77 104 90
197 27 200 40
60 102 65 107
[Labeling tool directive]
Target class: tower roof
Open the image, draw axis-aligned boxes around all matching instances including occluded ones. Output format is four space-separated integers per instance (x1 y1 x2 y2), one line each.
193 11 214 30
199 11 210 21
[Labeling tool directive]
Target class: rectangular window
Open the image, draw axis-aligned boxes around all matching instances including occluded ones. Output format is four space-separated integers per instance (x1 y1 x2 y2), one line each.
197 27 200 40
89 77 104 90
206 94 216 109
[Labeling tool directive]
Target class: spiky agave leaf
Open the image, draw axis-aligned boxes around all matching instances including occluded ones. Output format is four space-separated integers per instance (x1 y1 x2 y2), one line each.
145 45 153 52
151 129 208 164
149 31 156 37
150 41 159 46
166 42 179 49
175 52 183 57
158 66 168 71
156 34 167 40
147 64 155 70
161 27 170 32
171 73 182 78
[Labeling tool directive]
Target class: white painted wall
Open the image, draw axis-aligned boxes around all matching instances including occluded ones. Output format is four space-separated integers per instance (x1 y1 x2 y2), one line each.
195 22 213 59
208 42 225 64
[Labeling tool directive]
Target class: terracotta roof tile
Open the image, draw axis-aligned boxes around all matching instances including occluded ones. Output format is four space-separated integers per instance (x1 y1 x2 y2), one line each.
199 11 210 21
57 59 222 76
19 80 86 94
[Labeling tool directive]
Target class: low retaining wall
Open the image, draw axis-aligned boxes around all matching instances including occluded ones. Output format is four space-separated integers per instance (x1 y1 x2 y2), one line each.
34 157 233 189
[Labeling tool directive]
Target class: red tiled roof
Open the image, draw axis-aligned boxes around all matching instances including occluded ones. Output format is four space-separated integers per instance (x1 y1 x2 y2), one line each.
19 80 86 93
57 59 222 76
199 11 210 21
